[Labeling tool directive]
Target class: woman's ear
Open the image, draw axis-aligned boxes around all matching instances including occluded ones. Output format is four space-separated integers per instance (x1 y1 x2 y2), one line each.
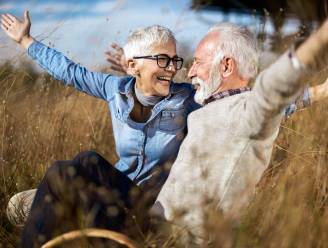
126 59 140 77
220 57 234 78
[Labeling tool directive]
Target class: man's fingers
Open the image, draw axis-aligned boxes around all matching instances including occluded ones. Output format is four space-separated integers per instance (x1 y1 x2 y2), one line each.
105 51 120 62
106 49 121 58
106 56 120 66
109 65 125 72
105 51 114 56
109 65 125 73
111 43 120 49
111 43 124 53
106 58 120 66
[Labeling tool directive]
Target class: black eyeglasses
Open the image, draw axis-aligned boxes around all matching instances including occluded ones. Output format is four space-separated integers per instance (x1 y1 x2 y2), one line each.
133 54 184 70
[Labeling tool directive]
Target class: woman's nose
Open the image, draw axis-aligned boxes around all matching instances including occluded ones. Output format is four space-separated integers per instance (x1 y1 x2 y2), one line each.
165 61 177 73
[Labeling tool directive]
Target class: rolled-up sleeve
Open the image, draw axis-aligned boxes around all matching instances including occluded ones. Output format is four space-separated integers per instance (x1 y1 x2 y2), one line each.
284 87 311 117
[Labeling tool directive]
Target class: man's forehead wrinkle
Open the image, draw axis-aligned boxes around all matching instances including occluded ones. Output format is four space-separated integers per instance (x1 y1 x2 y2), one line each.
193 30 220 63
196 38 217 61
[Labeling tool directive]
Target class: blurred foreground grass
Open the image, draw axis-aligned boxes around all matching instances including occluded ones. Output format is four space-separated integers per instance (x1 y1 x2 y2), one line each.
0 60 327 247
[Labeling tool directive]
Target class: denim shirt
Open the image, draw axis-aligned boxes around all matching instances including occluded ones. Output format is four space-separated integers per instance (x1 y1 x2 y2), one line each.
28 41 199 189
28 41 310 190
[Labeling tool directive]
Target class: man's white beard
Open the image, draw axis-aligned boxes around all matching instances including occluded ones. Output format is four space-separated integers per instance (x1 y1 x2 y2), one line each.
192 71 222 105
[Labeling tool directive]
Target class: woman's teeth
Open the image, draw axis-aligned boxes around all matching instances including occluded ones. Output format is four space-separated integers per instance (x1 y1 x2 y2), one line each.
157 76 171 81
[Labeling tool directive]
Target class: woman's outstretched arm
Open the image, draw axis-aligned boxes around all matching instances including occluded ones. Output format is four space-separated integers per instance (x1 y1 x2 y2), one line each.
1 11 121 101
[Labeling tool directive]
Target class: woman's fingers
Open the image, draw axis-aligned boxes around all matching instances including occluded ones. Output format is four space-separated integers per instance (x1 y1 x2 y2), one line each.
1 23 8 32
2 15 13 26
1 18 10 29
24 10 30 24
6 13 17 23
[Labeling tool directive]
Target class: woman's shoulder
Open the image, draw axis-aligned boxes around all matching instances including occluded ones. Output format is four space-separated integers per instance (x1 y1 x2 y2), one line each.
108 75 134 93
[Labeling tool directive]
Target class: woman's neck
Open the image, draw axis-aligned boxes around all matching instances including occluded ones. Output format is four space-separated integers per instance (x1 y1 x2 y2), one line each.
134 83 163 107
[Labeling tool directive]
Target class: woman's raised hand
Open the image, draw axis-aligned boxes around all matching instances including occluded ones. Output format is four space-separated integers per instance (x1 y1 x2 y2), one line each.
1 10 33 49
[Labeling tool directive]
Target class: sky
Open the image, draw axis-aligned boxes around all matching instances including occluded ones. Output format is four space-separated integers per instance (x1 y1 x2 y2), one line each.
0 0 301 69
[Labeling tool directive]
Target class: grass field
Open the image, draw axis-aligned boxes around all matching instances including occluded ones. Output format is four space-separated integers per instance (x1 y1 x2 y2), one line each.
0 56 327 247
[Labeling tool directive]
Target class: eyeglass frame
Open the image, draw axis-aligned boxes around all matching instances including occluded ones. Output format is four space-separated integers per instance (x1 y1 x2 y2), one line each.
133 54 184 70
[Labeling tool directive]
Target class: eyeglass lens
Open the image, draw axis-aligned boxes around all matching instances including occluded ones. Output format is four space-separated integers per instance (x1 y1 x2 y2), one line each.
156 55 183 69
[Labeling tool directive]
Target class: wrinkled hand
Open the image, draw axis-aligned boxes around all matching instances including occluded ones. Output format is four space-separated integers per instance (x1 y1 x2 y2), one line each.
1 11 31 46
105 43 127 74
296 18 328 70
308 76 328 104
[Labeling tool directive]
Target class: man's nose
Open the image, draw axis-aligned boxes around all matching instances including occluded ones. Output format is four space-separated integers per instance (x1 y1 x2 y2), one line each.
188 63 196 79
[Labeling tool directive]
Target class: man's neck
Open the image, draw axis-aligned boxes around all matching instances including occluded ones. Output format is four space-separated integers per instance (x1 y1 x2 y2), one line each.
213 78 249 95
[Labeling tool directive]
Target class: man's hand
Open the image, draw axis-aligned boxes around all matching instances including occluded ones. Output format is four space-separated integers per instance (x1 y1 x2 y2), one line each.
296 19 328 70
309 77 328 104
105 43 127 74
1 10 33 49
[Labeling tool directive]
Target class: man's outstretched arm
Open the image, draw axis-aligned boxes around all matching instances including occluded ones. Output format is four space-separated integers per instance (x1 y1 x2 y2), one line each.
247 19 328 138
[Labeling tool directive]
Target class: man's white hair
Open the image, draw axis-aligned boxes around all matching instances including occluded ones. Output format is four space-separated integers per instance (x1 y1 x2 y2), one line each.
123 25 176 60
209 23 260 80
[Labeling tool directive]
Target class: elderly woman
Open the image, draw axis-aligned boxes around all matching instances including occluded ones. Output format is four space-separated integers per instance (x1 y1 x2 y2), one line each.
1 11 319 247
1 10 199 247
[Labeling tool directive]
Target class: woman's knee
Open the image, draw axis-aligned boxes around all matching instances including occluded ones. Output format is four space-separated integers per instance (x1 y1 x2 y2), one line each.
73 151 104 165
42 160 75 190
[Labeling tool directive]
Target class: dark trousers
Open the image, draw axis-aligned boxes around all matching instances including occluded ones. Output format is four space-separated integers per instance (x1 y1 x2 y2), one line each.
21 151 148 247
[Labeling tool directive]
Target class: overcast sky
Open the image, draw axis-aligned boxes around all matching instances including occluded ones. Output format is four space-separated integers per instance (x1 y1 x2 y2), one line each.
0 0 301 69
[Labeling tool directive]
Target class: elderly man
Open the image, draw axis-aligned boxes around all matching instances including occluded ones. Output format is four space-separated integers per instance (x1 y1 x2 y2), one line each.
154 22 328 244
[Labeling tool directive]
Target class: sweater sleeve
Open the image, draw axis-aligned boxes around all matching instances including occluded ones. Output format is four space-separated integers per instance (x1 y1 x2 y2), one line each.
244 50 307 139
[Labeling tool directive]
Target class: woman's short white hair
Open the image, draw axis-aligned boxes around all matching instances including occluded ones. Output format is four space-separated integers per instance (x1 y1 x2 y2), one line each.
209 23 260 80
123 25 176 60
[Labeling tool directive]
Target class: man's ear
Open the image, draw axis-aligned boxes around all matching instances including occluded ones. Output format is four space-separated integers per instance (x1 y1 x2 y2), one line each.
126 59 140 77
220 57 234 78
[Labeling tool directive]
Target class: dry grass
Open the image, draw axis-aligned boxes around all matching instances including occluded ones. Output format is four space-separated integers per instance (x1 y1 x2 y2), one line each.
0 62 117 247
0 57 327 247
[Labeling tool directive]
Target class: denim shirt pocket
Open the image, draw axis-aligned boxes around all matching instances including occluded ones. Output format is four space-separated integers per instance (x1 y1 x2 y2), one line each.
159 108 187 132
